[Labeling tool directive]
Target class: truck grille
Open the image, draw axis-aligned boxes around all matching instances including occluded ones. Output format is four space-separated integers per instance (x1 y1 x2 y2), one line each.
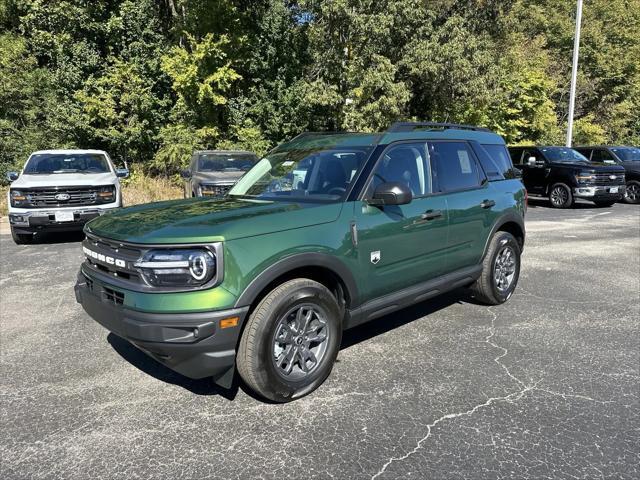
592 173 625 185
202 184 232 196
21 186 115 208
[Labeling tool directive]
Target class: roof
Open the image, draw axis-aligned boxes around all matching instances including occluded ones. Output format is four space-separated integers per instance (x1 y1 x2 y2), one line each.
30 149 109 155
194 150 258 156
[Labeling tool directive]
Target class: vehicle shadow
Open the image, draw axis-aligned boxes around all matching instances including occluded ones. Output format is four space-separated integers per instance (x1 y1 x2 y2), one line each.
31 230 86 244
527 198 608 209
107 288 474 401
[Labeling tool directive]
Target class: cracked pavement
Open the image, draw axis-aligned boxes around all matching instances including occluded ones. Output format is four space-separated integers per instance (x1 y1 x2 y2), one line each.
1 200 639 479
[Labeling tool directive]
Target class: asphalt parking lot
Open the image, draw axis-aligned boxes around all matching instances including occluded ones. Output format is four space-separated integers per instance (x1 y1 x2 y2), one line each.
1 200 638 479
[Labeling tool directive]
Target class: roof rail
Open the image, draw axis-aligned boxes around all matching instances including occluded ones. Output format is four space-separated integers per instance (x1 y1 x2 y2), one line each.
288 131 347 142
387 122 492 133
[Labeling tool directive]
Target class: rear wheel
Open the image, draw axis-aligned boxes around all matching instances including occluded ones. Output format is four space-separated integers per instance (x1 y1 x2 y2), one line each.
549 183 574 208
470 231 521 305
624 180 640 204
11 228 33 245
237 278 342 402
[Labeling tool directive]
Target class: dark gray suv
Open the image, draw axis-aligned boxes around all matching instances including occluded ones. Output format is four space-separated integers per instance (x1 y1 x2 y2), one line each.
181 150 259 198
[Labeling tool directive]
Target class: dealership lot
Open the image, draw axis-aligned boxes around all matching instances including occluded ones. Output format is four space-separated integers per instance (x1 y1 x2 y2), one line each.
0 202 638 479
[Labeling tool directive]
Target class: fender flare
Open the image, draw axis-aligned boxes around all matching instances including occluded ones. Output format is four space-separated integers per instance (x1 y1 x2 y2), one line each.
482 212 526 258
234 253 360 309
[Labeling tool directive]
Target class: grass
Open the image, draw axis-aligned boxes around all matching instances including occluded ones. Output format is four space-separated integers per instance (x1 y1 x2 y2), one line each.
0 174 183 218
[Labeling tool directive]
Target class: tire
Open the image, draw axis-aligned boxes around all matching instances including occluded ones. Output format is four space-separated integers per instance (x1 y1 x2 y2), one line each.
470 231 521 305
593 200 615 208
11 228 33 245
548 183 574 208
237 278 342 402
624 180 640 204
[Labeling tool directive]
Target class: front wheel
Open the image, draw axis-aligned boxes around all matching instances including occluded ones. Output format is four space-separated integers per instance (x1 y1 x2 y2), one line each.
470 231 521 305
11 228 33 245
237 278 342 402
549 183 574 208
624 180 640 204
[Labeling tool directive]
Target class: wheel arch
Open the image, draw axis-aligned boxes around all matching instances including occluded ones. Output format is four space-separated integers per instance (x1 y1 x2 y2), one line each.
483 213 525 258
234 253 359 314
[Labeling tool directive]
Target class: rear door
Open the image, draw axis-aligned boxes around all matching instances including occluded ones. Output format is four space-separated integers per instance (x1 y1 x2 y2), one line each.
428 140 494 271
353 141 449 302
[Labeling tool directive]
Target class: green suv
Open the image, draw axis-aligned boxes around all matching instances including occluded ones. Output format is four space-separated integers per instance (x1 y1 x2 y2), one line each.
75 122 526 402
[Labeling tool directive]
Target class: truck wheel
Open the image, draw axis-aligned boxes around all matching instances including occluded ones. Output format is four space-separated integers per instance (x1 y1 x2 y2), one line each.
237 278 342 402
470 231 521 305
593 200 615 208
624 180 640 204
549 183 574 208
11 228 33 245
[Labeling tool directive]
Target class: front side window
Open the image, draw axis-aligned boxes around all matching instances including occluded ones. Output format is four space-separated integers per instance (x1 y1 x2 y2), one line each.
367 142 430 197
229 142 373 202
23 153 111 174
591 149 617 164
611 147 640 162
197 153 257 172
429 141 484 192
540 147 589 164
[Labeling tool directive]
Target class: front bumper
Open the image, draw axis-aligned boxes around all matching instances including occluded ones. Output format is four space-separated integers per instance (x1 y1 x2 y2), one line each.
573 185 625 199
74 271 248 385
9 207 118 233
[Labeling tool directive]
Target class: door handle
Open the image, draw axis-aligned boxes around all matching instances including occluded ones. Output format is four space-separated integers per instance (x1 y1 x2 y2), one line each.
421 209 443 220
480 199 496 209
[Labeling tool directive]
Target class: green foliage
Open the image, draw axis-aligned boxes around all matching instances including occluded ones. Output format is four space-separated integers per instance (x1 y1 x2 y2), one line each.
1 0 639 185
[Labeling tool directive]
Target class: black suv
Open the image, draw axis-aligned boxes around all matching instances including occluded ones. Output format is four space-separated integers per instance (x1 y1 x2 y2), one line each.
508 146 625 208
574 146 640 204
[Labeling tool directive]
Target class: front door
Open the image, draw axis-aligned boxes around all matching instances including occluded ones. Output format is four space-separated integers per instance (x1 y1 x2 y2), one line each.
519 148 548 194
353 142 449 303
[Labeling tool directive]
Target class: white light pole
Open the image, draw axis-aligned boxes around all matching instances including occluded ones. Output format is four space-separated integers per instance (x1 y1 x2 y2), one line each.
566 0 583 147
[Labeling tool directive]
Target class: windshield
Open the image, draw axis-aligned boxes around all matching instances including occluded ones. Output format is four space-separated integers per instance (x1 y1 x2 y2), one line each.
24 153 111 174
229 145 373 202
541 147 589 164
611 147 640 161
197 153 258 172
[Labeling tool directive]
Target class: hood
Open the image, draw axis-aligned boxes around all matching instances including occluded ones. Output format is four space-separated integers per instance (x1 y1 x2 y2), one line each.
10 172 116 189
86 196 343 244
192 170 245 184
549 162 626 173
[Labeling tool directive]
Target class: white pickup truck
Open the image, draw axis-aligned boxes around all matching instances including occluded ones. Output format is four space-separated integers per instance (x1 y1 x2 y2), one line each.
6 149 128 244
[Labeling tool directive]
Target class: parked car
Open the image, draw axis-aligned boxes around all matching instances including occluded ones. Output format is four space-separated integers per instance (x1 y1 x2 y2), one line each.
508 146 625 208
573 146 640 204
75 122 526 402
181 150 259 198
6 149 128 244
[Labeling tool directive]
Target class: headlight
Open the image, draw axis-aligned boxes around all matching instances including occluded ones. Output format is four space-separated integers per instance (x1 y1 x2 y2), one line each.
575 172 596 183
10 190 28 207
134 248 216 287
96 185 116 203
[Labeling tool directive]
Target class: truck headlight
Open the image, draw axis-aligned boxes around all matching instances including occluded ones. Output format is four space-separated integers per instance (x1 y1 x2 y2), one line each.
96 185 116 203
134 248 217 287
10 190 28 207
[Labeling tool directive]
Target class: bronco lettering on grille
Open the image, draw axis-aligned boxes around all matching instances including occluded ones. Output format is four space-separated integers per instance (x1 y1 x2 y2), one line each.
82 246 127 268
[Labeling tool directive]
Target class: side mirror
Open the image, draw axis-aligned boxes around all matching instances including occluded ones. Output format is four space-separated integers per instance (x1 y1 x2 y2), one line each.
7 171 19 182
115 168 129 178
370 182 412 206
180 169 192 179
527 156 537 166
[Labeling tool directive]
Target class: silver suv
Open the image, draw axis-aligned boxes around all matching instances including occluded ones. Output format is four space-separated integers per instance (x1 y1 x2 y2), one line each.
181 150 258 198
6 149 128 244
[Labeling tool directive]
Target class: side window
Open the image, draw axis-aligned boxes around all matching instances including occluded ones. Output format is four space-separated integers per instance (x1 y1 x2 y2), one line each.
368 142 430 197
576 148 593 161
428 141 484 193
593 149 616 163
508 148 524 165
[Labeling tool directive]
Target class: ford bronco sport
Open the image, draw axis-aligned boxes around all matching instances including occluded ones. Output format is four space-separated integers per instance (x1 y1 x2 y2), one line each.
7 150 128 244
508 146 626 208
75 123 526 402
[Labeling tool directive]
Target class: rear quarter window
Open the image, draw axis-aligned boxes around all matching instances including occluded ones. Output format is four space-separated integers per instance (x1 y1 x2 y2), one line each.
482 144 519 179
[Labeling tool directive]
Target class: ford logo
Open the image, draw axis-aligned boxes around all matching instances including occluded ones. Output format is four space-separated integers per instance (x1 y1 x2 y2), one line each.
609 175 617 180
55 193 71 201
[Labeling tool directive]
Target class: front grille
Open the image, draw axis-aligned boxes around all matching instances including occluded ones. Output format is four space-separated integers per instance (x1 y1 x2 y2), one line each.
202 184 232 196
83 233 144 287
592 173 625 185
21 185 114 208
103 286 125 305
